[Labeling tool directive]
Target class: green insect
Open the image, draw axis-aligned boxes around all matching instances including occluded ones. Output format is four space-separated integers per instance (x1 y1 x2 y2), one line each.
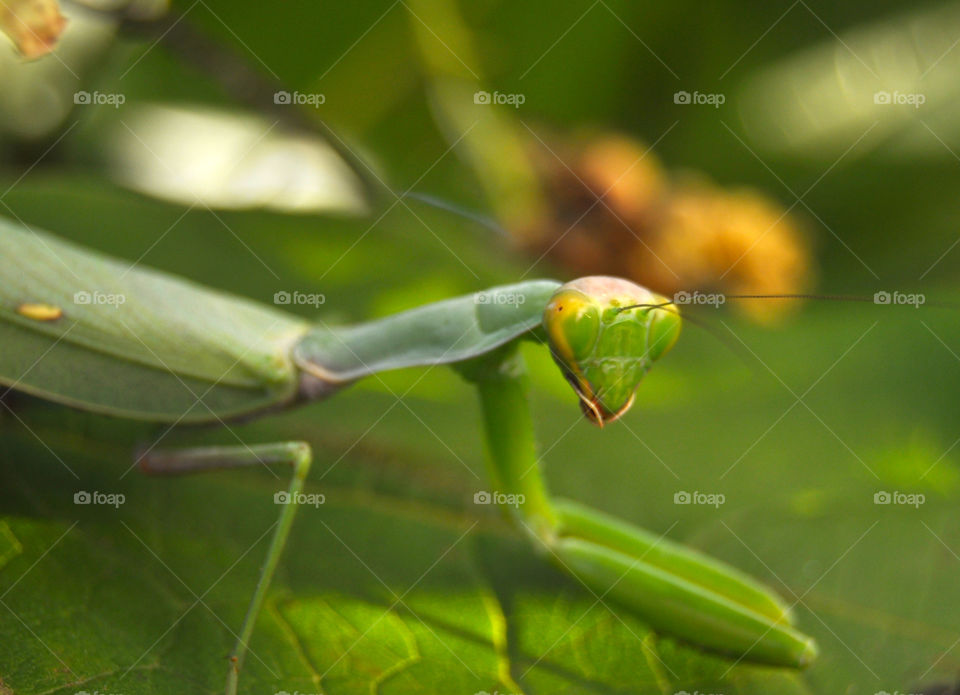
0 219 817 695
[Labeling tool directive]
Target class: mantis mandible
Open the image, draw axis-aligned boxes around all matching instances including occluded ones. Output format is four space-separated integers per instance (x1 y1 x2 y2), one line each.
0 219 817 694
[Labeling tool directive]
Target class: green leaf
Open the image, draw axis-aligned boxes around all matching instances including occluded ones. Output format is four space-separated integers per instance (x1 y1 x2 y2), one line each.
0 414 807 695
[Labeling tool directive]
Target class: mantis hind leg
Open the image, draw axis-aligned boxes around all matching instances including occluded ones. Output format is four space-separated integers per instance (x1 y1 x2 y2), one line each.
137 441 313 695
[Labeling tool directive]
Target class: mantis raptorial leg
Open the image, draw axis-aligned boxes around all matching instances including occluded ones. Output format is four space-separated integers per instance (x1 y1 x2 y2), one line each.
138 441 313 695
459 345 817 668
456 344 558 536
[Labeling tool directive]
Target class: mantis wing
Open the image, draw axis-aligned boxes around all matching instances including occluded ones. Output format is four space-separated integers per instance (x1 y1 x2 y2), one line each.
0 219 560 421
0 220 308 422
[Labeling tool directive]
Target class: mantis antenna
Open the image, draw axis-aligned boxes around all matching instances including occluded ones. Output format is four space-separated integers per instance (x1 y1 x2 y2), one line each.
618 292 960 312
616 291 960 370
401 191 511 237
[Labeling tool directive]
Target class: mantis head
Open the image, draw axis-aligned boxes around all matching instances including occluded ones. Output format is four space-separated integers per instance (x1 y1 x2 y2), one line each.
543 276 681 426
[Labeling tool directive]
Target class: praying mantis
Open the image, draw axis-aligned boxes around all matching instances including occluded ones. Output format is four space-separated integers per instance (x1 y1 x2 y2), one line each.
0 217 818 695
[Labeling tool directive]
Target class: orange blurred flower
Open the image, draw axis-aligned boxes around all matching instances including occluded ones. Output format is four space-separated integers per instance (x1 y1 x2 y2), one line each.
521 132 812 322
1 0 67 59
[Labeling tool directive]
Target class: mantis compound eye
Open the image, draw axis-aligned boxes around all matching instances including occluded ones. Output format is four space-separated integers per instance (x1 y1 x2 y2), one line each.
543 276 681 426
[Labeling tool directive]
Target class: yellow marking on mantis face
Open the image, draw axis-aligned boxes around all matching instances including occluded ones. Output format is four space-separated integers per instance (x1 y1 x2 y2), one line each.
16 302 63 322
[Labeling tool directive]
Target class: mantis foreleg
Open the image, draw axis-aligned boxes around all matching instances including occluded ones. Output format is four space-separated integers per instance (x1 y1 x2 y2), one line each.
459 345 556 537
458 346 817 668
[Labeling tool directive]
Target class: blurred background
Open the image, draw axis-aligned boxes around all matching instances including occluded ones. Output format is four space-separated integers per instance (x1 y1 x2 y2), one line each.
0 1 959 694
